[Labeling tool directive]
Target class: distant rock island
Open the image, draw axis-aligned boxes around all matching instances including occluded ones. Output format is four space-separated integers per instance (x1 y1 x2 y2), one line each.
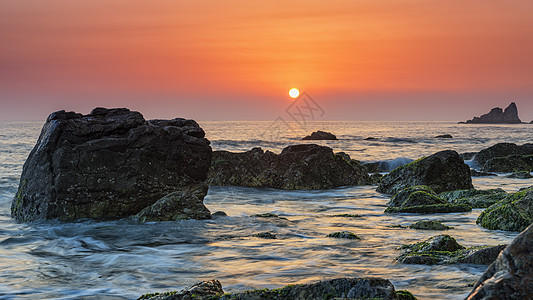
462 102 522 124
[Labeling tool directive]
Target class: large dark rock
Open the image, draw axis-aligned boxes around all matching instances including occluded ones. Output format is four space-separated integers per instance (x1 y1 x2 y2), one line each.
482 155 533 173
377 150 473 195
207 144 372 189
464 102 522 124
476 187 533 232
139 277 406 300
438 188 508 209
473 142 533 167
385 185 472 214
12 108 212 222
302 130 337 140
468 224 533 300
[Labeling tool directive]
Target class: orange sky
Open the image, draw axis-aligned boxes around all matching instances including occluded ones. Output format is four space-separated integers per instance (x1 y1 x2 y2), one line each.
1 0 533 121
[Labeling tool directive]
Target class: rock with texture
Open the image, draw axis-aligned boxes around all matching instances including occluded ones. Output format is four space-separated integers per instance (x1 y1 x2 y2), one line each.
302 130 337 140
476 187 533 231
409 220 452 230
435 134 453 139
482 154 533 173
468 224 533 300
208 144 372 190
438 188 508 209
473 142 533 167
385 185 471 214
464 102 522 124
377 150 473 195
12 108 212 222
139 277 407 300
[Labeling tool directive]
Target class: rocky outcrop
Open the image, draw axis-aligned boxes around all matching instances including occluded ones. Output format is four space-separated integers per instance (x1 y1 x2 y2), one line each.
464 102 522 124
376 150 473 195
397 235 506 266
385 185 471 214
467 224 533 300
11 108 212 222
476 187 533 232
438 188 508 209
302 130 337 140
207 144 372 190
482 155 533 173
473 142 533 167
139 278 412 300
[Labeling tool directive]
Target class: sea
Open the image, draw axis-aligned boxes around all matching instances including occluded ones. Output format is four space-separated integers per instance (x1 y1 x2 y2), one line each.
1 120 532 300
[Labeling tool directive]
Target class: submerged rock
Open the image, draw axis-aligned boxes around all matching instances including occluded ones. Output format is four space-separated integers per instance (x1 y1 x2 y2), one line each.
467 224 533 300
385 185 472 214
476 187 533 231
435 134 453 139
397 235 505 266
409 220 452 230
327 231 361 239
11 108 212 222
438 188 508 209
464 102 522 124
208 144 372 190
139 277 406 300
377 150 473 195
473 142 533 167
482 154 533 172
302 130 337 140
253 232 277 239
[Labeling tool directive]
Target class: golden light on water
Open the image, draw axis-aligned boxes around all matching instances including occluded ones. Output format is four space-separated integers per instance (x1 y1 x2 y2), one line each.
289 88 300 99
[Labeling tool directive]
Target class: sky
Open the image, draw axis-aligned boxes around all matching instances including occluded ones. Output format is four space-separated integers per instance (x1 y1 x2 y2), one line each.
1 0 533 121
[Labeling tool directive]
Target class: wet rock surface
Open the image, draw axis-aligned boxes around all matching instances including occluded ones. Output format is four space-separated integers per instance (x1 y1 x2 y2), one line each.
11 108 212 222
385 185 472 214
139 277 407 300
208 144 372 190
473 142 533 167
438 188 508 209
476 187 533 231
468 224 533 300
482 154 533 173
377 150 473 195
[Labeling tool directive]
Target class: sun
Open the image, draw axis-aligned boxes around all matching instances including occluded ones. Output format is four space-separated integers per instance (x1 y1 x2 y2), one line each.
289 88 300 99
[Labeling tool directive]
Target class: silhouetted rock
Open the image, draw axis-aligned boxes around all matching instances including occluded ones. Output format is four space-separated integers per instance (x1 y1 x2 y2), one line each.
473 142 533 167
12 108 212 222
435 134 453 138
208 144 372 189
365 137 377 140
468 224 533 300
302 130 337 140
482 154 533 173
139 277 405 300
377 150 473 195
464 102 522 124
477 187 533 232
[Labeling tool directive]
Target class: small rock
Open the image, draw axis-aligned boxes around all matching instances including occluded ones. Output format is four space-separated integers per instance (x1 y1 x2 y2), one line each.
435 134 453 138
211 211 228 217
327 231 361 239
365 137 377 140
302 130 337 140
253 232 277 239
409 220 452 230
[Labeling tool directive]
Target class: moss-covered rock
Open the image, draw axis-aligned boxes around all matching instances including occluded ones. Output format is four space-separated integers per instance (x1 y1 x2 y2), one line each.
473 142 533 167
208 144 372 190
476 188 533 231
388 185 439 208
483 154 533 172
385 203 472 214
397 235 504 266
409 220 452 230
253 232 277 239
439 188 508 209
377 150 473 195
327 231 361 239
396 290 418 300
140 277 405 300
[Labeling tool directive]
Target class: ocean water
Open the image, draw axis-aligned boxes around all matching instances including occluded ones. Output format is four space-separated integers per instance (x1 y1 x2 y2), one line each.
0 120 532 300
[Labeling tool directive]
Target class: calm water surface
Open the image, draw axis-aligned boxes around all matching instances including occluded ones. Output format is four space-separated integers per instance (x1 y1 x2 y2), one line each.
0 121 532 299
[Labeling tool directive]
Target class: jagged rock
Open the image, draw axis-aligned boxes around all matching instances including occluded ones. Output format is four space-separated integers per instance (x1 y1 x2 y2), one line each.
302 130 337 140
438 188 508 209
482 154 533 172
397 235 505 266
461 152 478 160
473 142 533 167
385 185 471 214
139 278 405 300
435 134 453 138
11 108 212 222
467 224 533 300
464 102 522 124
476 187 533 231
505 171 533 179
377 150 473 195
208 144 372 190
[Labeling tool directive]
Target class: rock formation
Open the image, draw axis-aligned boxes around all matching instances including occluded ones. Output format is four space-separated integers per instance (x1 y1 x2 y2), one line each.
207 144 372 189
384 185 471 214
139 277 414 300
376 150 473 195
467 224 533 299
302 130 337 140
473 143 533 167
476 187 533 232
12 108 212 222
464 102 522 124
